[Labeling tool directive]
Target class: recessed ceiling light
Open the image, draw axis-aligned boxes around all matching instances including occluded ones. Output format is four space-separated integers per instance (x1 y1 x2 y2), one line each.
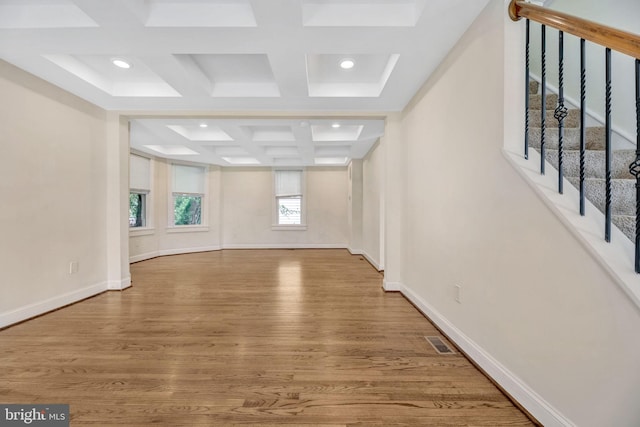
199 123 208 128
340 58 355 69
331 123 341 129
111 58 131 69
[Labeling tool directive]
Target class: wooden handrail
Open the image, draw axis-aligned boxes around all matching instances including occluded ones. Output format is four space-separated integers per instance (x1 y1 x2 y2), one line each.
509 0 640 59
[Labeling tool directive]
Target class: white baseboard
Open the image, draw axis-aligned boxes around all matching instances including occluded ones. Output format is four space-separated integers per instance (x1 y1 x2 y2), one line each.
130 244 350 263
223 243 348 250
0 281 108 329
130 251 159 263
348 248 382 271
107 275 131 290
382 279 402 291
158 245 222 257
395 282 574 427
130 246 222 263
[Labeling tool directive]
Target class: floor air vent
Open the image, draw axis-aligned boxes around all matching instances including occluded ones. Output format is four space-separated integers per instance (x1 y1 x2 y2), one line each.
425 336 454 354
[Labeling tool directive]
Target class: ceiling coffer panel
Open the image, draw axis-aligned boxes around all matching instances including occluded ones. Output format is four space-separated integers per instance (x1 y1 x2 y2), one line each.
301 0 427 27
306 54 400 97
142 0 257 27
177 54 280 98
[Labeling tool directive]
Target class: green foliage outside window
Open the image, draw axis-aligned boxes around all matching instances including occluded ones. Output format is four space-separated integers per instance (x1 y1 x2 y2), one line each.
174 194 202 225
129 193 145 227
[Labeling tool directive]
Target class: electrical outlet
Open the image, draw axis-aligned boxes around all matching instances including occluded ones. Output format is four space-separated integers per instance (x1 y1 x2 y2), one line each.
454 284 462 303
69 261 79 274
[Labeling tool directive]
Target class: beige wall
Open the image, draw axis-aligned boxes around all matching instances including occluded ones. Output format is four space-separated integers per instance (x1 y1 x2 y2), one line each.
0 61 110 326
222 167 348 247
129 165 349 259
385 1 640 425
129 158 222 262
347 160 363 253
362 141 383 269
7 2 640 422
381 114 405 287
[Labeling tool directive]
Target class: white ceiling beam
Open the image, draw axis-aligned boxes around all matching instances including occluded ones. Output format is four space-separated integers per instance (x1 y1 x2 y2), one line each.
140 55 213 98
218 124 268 165
71 0 145 27
290 122 315 165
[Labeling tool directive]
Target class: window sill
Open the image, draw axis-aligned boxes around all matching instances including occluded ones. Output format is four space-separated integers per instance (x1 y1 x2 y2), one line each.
129 227 155 237
271 225 307 231
166 226 210 234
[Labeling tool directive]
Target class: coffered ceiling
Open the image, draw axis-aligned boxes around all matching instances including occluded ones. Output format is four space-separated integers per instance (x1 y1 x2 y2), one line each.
0 0 490 166
131 117 385 166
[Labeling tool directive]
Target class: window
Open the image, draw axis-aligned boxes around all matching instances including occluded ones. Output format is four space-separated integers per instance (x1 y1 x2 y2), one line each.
129 192 146 227
129 154 151 228
275 170 304 226
172 164 206 226
174 194 202 225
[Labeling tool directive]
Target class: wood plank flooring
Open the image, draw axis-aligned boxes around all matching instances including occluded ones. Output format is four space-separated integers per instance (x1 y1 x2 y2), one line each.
0 249 535 426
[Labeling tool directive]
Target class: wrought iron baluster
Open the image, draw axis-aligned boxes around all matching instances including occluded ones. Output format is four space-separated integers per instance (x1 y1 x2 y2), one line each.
605 48 612 242
580 39 586 216
554 31 568 194
540 25 547 175
525 19 530 160
630 59 640 272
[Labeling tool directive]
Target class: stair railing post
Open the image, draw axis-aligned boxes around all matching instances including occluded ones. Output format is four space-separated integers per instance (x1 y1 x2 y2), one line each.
604 48 612 243
540 25 547 175
629 59 640 273
579 39 586 216
554 31 568 194
525 19 530 160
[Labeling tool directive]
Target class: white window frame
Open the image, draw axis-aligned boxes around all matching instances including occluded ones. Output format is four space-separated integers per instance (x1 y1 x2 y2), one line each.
129 153 154 236
167 161 209 233
129 190 148 226
272 168 307 231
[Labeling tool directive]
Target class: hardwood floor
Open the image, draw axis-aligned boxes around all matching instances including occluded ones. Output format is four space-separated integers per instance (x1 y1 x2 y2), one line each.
0 249 535 426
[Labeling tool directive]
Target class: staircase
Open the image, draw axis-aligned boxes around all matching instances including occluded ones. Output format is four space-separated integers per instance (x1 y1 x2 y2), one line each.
528 80 636 241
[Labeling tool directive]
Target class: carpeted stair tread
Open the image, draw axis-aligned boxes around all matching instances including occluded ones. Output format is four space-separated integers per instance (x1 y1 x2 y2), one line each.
544 149 634 179
529 80 539 95
565 177 636 216
527 77 635 242
530 93 558 110
529 108 580 128
529 127 606 150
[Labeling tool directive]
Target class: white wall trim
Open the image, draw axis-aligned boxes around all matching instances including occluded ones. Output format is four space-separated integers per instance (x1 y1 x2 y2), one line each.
129 227 155 237
130 244 350 263
222 243 347 250
388 281 574 427
271 225 308 231
348 248 382 271
129 251 160 263
382 279 402 291
107 276 132 290
0 281 108 329
362 250 382 271
158 245 222 257
165 226 210 234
